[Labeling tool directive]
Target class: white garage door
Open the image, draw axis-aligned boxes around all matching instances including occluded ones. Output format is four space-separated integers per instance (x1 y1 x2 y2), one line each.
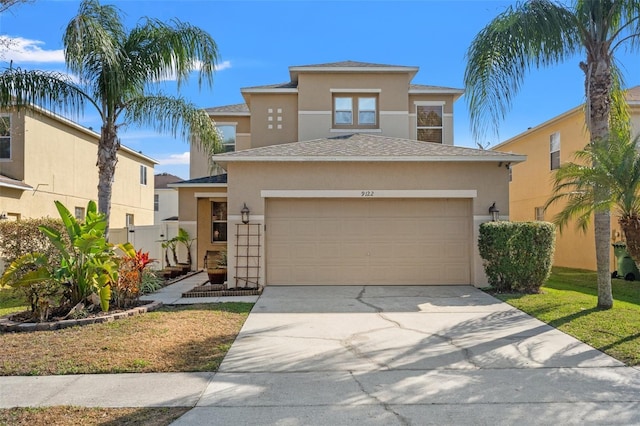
266 198 471 285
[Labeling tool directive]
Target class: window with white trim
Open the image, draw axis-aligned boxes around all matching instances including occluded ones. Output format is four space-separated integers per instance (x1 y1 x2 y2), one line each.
550 132 560 170
416 104 443 143
140 165 147 185
333 95 378 128
126 214 135 227
217 125 236 152
0 115 11 159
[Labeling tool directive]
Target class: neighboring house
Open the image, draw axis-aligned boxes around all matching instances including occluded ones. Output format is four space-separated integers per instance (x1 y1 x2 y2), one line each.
493 86 640 271
0 107 157 228
154 172 182 224
176 60 525 287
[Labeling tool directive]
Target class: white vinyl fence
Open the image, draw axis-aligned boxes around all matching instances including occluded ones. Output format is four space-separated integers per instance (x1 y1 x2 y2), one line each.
110 222 197 270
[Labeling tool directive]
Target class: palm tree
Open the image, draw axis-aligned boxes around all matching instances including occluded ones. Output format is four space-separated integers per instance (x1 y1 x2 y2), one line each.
464 0 640 309
546 133 640 263
0 0 221 236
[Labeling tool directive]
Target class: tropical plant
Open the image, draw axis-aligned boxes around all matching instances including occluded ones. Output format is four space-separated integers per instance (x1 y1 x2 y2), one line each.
175 227 196 266
464 0 640 309
546 133 640 265
0 0 222 236
0 200 119 318
113 242 153 307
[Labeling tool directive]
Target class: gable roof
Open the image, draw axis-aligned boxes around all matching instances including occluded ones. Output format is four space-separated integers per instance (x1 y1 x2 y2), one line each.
204 103 250 115
214 133 526 163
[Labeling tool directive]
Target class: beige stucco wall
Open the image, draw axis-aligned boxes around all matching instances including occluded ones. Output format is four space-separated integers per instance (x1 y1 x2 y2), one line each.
190 116 251 179
0 110 154 228
246 94 298 148
224 161 511 287
494 108 623 271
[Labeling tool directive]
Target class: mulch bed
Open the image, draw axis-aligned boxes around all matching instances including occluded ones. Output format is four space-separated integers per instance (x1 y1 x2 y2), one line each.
0 300 162 333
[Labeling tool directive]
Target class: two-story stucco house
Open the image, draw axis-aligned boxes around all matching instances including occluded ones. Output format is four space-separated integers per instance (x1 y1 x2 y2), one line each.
0 107 157 228
493 86 640 271
174 61 525 288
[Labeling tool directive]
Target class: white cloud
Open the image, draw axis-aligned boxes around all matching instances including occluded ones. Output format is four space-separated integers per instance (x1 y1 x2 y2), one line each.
215 60 231 71
154 59 232 82
157 151 190 165
1 36 64 64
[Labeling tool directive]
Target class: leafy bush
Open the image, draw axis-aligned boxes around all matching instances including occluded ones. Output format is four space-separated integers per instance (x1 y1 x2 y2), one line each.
0 218 69 267
478 221 556 293
140 270 164 294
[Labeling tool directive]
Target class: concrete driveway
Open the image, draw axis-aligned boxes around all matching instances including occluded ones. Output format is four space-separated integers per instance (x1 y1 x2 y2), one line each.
175 285 640 425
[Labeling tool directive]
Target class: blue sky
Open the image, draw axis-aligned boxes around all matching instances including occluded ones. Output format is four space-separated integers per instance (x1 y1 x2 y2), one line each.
1 0 639 179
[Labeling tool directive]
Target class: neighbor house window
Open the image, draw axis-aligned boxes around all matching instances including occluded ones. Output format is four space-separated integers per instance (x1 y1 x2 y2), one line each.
416 104 443 143
0 115 11 159
217 125 236 152
154 194 159 211
211 201 228 242
140 165 147 185
333 95 378 128
535 207 545 221
126 214 134 227
74 207 85 220
550 132 560 170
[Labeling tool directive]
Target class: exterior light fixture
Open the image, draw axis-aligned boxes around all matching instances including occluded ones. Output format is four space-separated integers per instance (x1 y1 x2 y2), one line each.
489 202 500 222
0 212 7 220
241 203 250 224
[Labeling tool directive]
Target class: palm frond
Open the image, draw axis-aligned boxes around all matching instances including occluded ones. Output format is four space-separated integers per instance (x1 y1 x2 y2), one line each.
464 0 581 140
0 68 87 118
123 94 222 153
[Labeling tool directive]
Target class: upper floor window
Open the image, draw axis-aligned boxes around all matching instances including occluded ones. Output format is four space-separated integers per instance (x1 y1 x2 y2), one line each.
140 165 147 185
333 95 377 128
217 125 236 152
0 115 11 159
416 104 443 143
550 132 560 170
154 194 159 212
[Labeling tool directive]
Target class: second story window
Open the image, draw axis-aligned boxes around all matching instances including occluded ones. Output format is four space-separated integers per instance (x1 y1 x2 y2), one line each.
416 104 443 144
0 115 11 160
154 194 159 212
333 95 378 128
140 165 147 185
217 125 236 152
550 132 560 170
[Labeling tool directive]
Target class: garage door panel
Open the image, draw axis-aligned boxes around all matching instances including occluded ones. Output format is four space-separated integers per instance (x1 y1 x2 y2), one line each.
266 198 471 285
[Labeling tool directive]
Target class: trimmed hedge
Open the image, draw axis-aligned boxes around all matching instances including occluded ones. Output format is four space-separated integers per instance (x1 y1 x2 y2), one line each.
478 221 556 293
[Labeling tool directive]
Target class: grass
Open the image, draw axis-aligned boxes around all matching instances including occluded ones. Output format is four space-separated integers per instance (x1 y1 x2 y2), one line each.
0 406 189 425
0 287 28 317
0 302 253 376
494 266 640 366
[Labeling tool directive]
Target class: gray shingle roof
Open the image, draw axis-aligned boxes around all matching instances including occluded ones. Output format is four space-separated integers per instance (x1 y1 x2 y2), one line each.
154 173 183 189
204 103 250 114
242 81 298 91
214 134 526 163
169 174 228 186
410 84 464 93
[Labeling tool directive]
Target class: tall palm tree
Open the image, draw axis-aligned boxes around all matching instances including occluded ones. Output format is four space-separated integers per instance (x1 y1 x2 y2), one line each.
0 0 221 235
547 133 640 264
464 0 640 309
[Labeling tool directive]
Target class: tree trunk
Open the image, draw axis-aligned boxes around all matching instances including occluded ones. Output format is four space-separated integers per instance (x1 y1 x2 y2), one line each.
97 123 119 240
619 216 640 268
582 54 613 309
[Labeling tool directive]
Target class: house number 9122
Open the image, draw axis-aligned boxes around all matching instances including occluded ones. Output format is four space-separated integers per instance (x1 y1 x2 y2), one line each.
361 191 375 197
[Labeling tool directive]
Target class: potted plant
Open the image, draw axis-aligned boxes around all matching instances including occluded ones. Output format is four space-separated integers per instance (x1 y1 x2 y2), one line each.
175 227 196 272
206 250 227 285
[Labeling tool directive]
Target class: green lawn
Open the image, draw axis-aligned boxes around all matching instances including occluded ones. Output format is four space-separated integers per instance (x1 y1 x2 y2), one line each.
494 266 640 366
0 286 28 317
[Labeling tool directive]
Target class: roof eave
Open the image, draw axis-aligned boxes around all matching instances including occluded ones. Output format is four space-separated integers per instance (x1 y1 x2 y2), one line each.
168 182 228 188
215 155 527 163
0 182 33 191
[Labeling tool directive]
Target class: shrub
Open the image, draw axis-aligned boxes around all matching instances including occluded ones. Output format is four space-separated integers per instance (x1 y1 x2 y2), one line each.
0 218 68 267
478 221 556 293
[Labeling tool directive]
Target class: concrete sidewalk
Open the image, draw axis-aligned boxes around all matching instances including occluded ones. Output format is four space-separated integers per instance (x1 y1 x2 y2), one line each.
2 283 640 425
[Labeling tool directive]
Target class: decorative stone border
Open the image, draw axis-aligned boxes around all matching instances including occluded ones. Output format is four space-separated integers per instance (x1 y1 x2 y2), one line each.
183 288 263 298
0 300 163 333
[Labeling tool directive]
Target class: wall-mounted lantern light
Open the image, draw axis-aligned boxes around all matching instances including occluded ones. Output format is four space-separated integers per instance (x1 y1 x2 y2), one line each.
241 203 250 224
489 202 500 222
0 212 7 220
